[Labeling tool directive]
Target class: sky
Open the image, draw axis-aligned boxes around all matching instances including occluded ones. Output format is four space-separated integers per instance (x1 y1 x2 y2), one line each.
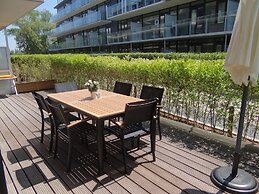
0 0 57 51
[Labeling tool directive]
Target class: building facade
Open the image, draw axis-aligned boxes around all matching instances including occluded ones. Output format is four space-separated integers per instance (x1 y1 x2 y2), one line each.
49 0 239 53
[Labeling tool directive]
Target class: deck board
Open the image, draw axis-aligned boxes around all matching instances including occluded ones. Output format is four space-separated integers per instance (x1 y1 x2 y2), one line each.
0 99 55 194
10 94 109 194
0 92 258 194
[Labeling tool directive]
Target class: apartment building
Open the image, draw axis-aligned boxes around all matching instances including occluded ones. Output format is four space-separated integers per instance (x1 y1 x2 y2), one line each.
49 0 239 53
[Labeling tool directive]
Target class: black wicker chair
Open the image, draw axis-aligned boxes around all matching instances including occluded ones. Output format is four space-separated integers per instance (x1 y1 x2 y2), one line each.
109 81 133 125
55 81 84 118
32 91 51 144
113 81 132 96
45 98 95 172
105 99 157 173
140 85 164 140
32 91 79 153
54 81 78 93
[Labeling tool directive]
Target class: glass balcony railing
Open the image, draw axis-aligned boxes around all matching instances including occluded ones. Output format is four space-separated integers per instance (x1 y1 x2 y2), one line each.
107 13 236 43
49 13 236 51
50 11 104 37
52 0 95 22
49 34 106 50
107 0 162 18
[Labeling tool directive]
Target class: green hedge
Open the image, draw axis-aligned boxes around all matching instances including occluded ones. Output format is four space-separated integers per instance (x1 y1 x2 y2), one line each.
11 54 259 141
90 52 226 60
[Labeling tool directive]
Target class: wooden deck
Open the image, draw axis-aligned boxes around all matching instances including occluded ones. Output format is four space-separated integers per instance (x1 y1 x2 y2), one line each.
0 91 258 194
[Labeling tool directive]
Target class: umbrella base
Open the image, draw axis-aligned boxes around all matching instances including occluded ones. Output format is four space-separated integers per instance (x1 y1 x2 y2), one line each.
211 166 258 193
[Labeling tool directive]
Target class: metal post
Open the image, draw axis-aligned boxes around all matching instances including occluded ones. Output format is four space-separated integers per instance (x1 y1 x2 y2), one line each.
232 81 249 176
224 34 228 52
4 28 12 74
210 77 258 193
163 40 166 52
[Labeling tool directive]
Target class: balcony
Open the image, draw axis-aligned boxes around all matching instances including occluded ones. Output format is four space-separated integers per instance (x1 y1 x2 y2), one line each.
107 13 236 44
52 0 106 23
49 13 235 51
106 0 165 20
49 11 109 38
49 34 106 51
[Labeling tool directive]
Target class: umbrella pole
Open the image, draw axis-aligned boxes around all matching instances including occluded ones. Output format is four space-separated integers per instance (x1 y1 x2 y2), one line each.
210 77 258 193
232 82 249 176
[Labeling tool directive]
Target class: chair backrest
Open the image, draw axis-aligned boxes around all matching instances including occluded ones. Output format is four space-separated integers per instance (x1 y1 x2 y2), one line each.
113 81 132 96
45 98 69 127
55 82 78 93
140 85 164 105
123 99 157 126
32 91 49 113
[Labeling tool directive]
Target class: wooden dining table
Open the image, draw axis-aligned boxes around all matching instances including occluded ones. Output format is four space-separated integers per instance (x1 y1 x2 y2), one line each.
48 89 142 174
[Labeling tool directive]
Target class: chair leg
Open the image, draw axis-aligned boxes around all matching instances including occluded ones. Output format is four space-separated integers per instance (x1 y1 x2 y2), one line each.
120 137 127 174
157 115 162 140
54 131 58 158
67 137 73 172
40 111 44 143
84 131 88 146
103 135 106 159
151 122 156 162
80 129 87 145
130 138 134 148
137 137 140 150
49 119 54 153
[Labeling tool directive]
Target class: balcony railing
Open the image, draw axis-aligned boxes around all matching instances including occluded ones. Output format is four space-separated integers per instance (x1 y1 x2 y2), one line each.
107 0 162 18
107 13 236 44
49 13 236 51
49 34 106 50
50 11 104 37
52 0 95 22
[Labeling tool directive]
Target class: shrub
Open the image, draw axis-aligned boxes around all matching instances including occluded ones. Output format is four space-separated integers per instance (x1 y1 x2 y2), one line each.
11 53 259 141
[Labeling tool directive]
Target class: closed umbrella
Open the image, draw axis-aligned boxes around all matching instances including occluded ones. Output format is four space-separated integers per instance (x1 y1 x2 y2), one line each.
210 0 259 193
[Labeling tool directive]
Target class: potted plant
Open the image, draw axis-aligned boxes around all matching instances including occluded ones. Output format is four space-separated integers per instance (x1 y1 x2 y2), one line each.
84 80 100 99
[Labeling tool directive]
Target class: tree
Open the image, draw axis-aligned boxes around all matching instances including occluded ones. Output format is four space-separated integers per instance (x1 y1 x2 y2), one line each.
8 10 55 54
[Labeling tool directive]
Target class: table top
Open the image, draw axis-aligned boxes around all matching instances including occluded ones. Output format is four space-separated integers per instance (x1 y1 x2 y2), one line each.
48 89 142 119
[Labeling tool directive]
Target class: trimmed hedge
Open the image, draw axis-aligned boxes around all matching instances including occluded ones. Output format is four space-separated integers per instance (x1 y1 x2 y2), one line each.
11 54 259 141
90 52 226 60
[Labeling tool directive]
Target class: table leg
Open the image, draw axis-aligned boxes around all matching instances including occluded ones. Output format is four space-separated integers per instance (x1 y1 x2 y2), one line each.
12 79 18 95
96 119 104 175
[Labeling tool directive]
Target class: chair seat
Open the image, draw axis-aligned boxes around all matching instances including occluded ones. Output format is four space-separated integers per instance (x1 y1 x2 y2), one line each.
106 124 150 140
58 122 96 138
65 112 80 122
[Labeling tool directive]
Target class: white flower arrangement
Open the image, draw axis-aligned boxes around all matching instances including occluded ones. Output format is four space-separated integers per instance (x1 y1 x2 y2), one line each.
84 80 99 92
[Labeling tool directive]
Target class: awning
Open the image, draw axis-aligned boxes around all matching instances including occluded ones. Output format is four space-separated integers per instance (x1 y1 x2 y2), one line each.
0 0 44 30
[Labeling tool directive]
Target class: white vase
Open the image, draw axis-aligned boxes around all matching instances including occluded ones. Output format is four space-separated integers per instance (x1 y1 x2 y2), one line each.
91 91 100 99
91 91 97 99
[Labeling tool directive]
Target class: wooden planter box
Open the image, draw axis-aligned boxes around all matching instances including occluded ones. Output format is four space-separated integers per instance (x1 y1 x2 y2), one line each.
16 80 56 93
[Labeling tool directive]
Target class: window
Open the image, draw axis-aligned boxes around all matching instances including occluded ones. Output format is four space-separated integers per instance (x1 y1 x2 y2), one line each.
217 1 226 23
228 0 239 15
178 6 189 35
143 14 160 39
131 17 142 41
205 1 216 16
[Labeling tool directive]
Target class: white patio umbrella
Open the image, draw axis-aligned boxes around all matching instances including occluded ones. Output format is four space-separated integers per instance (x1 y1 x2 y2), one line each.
210 0 259 193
